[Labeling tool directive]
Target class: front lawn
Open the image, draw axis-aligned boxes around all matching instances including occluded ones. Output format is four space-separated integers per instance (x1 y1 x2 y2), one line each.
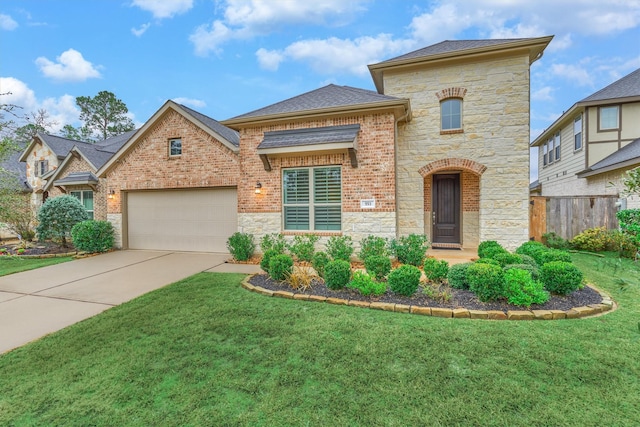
0 254 638 425
0 256 73 277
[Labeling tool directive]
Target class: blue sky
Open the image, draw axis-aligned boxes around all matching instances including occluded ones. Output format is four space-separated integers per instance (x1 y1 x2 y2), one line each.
1 0 639 181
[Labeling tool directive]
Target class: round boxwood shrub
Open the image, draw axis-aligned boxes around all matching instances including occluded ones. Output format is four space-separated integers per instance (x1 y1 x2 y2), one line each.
358 235 389 260
269 254 294 281
226 232 255 261
515 240 546 259
540 261 584 295
347 271 386 296
503 268 549 307
388 264 422 296
504 263 539 280
260 249 278 274
467 262 505 302
364 255 392 281
389 234 429 266
492 252 523 267
71 220 114 253
423 257 449 283
324 259 352 290
477 240 507 260
447 262 473 289
475 257 500 266
537 248 572 266
311 251 330 278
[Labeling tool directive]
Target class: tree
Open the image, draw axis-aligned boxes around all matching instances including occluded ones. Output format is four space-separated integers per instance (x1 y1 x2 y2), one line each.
0 186 35 241
36 195 89 247
75 91 135 142
620 166 640 197
60 124 94 142
13 109 58 146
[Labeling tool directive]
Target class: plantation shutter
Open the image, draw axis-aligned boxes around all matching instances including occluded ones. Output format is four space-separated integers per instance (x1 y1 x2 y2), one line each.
283 169 310 230
313 167 341 230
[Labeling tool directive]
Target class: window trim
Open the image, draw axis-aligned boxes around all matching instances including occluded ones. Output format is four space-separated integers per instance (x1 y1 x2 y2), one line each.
548 137 554 163
282 166 342 232
440 98 463 133
554 131 561 162
598 105 619 131
70 190 94 219
542 143 548 167
574 114 583 151
168 138 182 157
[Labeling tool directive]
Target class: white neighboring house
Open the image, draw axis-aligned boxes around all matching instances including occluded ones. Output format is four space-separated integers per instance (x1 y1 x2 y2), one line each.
530 68 640 209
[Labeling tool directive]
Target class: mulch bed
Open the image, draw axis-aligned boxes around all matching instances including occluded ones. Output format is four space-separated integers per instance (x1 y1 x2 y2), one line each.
249 273 602 313
0 241 77 256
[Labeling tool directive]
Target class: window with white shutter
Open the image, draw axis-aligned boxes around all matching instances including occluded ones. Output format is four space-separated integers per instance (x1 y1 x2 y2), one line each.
283 166 341 231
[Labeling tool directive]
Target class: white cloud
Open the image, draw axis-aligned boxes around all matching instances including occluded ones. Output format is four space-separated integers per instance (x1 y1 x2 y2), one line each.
131 22 151 37
551 63 593 87
131 0 193 19
532 86 554 101
0 13 18 30
189 0 369 55
0 77 80 133
256 48 284 71
172 97 206 108
35 49 102 82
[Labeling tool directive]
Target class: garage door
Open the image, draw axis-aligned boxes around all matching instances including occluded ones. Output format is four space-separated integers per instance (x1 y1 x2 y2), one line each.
127 188 237 252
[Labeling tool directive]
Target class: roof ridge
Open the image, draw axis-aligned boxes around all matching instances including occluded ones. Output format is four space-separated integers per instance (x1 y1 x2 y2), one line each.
580 67 640 102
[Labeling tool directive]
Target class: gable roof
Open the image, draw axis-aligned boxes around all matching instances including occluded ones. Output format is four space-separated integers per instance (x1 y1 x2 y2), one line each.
577 138 640 178
19 133 87 162
532 67 640 147
368 36 553 94
97 100 239 177
580 68 640 103
223 84 410 127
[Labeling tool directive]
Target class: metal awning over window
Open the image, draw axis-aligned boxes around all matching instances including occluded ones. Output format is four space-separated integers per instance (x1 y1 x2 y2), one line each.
53 171 99 192
256 124 360 171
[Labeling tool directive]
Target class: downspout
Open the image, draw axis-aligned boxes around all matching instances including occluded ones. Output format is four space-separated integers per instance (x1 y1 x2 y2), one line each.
394 106 411 238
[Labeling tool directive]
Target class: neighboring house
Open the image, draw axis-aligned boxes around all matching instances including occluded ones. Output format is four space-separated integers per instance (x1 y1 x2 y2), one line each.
97 36 551 252
531 68 640 209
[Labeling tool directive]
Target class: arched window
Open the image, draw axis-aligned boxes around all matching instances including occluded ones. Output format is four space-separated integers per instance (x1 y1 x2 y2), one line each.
441 98 462 131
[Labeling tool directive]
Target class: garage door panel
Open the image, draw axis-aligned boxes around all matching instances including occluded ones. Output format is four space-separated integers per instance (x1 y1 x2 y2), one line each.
127 189 237 252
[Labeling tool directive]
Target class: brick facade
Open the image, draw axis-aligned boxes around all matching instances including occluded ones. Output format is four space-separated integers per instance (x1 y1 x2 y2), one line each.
105 109 240 216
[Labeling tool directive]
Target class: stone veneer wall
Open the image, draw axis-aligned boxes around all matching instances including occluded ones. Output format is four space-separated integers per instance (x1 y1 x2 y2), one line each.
105 109 240 247
384 54 532 250
25 141 60 212
238 113 397 249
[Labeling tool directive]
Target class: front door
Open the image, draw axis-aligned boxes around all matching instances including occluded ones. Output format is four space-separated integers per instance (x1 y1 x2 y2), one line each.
432 173 461 244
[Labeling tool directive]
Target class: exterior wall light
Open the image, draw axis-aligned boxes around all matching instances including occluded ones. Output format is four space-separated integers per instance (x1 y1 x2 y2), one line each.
108 189 116 199
255 182 262 194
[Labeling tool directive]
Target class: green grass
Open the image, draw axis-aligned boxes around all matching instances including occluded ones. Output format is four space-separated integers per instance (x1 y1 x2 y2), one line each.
0 256 73 276
0 254 639 425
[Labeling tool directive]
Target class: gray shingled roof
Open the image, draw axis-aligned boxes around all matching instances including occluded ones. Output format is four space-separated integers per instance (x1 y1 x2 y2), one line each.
587 138 640 172
0 151 30 191
53 171 99 185
95 129 137 153
258 124 360 150
37 133 94 159
229 84 403 120
377 39 528 64
179 104 240 146
581 68 640 103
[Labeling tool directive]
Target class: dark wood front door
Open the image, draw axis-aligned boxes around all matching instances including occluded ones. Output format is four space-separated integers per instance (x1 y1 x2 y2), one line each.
432 173 461 244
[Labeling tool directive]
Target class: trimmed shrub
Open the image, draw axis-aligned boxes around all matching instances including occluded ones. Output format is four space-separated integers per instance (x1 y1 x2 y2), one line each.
388 264 422 296
289 234 319 262
227 232 255 261
570 227 609 252
324 259 352 290
326 235 354 262
311 251 330 278
537 248 572 266
269 254 294 281
260 233 288 254
475 257 500 266
347 271 387 296
71 220 114 253
364 255 392 281
36 195 89 247
260 249 278 274
358 235 389 260
542 232 571 249
492 252 523 267
477 240 507 259
447 262 472 289
389 234 429 266
519 254 538 268
540 261 584 295
504 263 539 280
423 258 449 283
467 262 505 302
503 268 549 307
515 240 547 258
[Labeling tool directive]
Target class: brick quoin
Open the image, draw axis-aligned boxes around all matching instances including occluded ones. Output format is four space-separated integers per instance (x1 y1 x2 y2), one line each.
106 109 240 214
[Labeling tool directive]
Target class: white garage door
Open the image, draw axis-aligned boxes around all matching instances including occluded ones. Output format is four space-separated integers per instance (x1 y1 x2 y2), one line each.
127 188 237 252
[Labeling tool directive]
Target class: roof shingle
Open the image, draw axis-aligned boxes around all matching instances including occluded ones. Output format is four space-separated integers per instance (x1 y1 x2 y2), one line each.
580 68 640 103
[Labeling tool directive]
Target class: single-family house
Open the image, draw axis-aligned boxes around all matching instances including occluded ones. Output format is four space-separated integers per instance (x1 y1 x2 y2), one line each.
97 36 552 252
531 67 640 209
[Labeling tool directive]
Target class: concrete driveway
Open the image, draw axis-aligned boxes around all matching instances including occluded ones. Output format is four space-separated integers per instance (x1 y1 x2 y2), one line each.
0 250 247 354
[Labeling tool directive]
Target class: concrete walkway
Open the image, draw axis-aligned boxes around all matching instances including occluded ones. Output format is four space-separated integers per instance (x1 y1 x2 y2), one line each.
0 250 261 354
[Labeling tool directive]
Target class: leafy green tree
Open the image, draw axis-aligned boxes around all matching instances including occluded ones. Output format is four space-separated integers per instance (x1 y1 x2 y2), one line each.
620 167 640 197
74 91 135 142
60 124 95 142
36 195 89 247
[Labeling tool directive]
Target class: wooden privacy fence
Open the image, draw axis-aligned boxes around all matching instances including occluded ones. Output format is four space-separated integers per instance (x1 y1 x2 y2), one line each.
529 195 620 241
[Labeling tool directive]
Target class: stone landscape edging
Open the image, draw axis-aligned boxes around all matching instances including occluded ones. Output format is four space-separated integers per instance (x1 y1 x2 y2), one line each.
241 275 617 320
